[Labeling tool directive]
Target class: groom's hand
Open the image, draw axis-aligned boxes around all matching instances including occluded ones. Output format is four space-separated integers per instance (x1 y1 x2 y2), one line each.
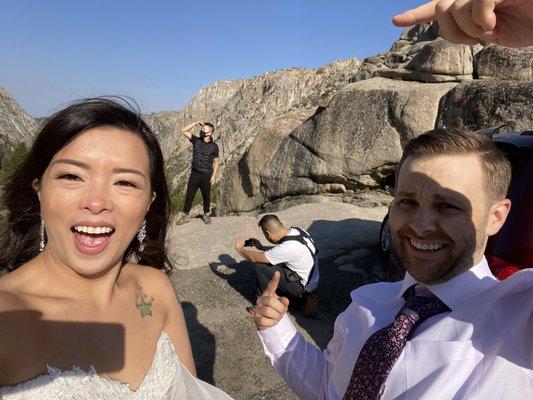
254 271 290 330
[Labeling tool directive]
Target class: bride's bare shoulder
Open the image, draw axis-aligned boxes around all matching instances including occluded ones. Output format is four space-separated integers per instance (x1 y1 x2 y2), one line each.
0 269 30 310
121 263 181 318
0 288 26 312
0 262 44 330
0 261 39 299
123 263 177 296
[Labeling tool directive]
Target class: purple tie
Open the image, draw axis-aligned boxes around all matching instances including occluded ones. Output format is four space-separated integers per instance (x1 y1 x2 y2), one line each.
342 287 450 400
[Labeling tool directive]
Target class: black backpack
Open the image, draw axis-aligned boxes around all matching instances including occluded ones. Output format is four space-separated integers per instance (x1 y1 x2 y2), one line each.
278 227 319 288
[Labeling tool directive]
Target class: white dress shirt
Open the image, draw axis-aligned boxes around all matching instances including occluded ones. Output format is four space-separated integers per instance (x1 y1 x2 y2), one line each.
258 258 533 399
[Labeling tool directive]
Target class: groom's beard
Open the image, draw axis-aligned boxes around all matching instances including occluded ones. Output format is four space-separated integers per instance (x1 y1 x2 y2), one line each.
389 221 483 285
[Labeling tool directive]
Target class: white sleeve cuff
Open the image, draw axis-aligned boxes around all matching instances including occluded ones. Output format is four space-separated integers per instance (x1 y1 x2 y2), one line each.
257 313 298 357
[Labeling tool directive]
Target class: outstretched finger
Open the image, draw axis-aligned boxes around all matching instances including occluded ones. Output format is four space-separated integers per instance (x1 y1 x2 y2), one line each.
393 1 438 27
264 271 280 297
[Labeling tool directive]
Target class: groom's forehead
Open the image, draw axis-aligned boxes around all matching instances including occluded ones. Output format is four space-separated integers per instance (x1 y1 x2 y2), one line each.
396 154 484 204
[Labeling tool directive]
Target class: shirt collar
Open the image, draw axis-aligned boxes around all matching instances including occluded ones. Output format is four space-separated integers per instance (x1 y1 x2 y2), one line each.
395 256 499 310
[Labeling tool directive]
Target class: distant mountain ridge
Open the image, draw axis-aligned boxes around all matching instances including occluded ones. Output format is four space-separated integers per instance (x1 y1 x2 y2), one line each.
0 87 37 158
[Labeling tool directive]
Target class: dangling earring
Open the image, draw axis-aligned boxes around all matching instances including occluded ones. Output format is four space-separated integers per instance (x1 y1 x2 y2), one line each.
39 218 46 252
137 220 146 252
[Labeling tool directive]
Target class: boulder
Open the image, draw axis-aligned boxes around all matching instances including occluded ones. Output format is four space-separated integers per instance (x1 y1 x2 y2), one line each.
389 23 439 53
475 45 533 81
405 39 474 77
356 25 477 84
218 78 456 215
438 80 533 131
218 107 317 214
0 87 37 147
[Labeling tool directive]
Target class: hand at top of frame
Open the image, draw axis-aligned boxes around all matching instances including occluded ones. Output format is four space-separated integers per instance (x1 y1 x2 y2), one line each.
393 0 533 47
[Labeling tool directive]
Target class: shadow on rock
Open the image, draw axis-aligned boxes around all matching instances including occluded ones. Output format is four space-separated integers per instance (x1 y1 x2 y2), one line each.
209 254 258 305
181 301 216 384
209 218 387 350
292 218 386 349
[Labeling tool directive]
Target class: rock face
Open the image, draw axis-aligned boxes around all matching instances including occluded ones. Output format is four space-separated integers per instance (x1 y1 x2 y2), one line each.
218 78 456 214
144 59 362 185
438 81 533 131
0 87 37 153
474 45 533 81
212 24 533 215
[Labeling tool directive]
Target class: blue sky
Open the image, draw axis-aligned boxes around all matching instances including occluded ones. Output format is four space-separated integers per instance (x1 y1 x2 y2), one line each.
1 0 422 117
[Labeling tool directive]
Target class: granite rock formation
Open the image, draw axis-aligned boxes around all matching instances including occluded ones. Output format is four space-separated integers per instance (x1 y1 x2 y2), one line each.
143 59 361 186
0 87 37 160
214 24 532 214
219 78 456 213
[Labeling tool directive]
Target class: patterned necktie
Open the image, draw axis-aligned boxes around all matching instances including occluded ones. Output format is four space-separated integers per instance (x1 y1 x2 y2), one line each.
342 286 450 400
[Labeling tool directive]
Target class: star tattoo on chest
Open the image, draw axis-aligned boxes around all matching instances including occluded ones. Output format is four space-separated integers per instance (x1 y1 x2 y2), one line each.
136 286 154 318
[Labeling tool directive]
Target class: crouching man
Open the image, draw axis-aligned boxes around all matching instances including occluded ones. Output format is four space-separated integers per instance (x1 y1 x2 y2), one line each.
235 214 319 317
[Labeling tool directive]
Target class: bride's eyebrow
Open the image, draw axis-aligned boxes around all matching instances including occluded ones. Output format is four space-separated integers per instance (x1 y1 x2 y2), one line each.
50 158 89 169
113 167 147 179
50 159 146 179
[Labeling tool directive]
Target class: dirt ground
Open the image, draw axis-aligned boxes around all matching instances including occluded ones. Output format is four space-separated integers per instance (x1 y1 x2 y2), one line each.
167 202 389 399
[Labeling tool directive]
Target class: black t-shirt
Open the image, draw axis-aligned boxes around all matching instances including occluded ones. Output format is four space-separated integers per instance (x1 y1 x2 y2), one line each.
190 135 219 174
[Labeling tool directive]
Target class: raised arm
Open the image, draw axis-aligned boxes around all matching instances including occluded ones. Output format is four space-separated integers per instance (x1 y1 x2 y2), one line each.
181 121 203 141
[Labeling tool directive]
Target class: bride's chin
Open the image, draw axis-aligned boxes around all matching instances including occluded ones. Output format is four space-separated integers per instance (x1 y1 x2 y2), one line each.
56 252 122 279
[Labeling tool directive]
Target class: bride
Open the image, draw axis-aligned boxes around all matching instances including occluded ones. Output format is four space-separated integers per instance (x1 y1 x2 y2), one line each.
0 98 232 399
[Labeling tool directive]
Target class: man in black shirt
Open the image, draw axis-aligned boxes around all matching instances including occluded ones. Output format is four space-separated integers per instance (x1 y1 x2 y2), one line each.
177 121 220 225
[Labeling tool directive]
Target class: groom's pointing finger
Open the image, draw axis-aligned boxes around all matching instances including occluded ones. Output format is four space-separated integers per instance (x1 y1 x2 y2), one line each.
393 1 437 27
264 271 281 297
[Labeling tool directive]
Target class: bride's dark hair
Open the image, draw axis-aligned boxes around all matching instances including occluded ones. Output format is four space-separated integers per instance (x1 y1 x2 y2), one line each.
0 97 174 274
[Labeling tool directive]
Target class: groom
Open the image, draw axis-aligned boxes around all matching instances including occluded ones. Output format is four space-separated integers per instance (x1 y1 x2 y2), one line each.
252 129 532 399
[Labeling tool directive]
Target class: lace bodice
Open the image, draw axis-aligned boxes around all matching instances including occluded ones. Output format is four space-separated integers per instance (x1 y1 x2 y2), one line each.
0 332 232 399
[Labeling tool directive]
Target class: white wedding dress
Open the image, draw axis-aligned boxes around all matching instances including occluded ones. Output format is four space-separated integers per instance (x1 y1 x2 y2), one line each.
0 331 233 399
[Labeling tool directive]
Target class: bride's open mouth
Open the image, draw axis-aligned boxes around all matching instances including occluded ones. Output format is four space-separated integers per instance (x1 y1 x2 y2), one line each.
71 224 116 255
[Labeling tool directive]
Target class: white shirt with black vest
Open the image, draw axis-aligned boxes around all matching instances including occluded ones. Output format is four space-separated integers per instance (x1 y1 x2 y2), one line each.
264 228 319 292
